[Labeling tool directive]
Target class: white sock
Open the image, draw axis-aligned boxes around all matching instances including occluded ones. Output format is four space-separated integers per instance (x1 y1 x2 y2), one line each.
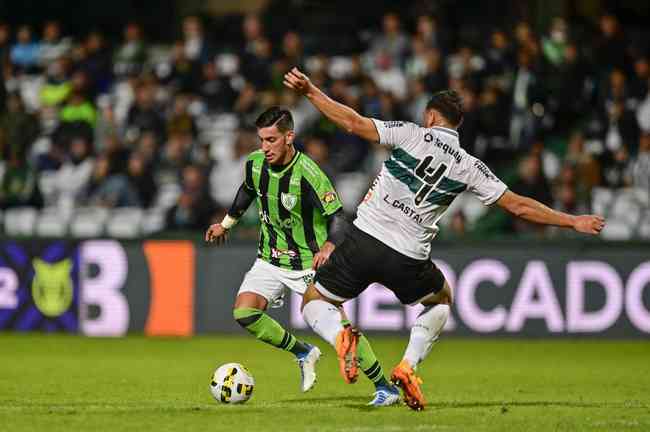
302 299 344 346
403 304 450 369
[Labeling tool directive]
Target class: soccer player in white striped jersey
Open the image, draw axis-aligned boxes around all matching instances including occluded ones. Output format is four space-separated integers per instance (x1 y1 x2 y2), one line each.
284 67 605 410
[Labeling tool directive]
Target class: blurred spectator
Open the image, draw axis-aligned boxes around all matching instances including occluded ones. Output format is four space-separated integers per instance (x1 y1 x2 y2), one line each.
51 136 95 207
415 15 447 53
629 57 649 101
484 29 513 77
167 93 197 138
60 71 97 127
39 21 70 67
182 16 211 63
126 152 157 207
10 25 40 73
210 130 257 208
0 23 11 69
272 31 304 89
166 164 219 230
0 93 39 161
510 48 544 150
242 14 265 54
40 57 71 107
126 83 165 142
369 13 409 66
83 154 137 207
628 133 650 190
0 154 42 209
565 132 601 195
595 14 628 74
512 155 553 205
370 53 407 100
304 135 336 179
602 99 640 154
200 61 238 112
541 17 568 67
114 23 147 78
599 146 630 188
156 132 189 185
75 31 113 96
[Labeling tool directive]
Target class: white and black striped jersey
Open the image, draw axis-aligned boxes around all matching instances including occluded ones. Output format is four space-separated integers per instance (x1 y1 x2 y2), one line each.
353 119 508 260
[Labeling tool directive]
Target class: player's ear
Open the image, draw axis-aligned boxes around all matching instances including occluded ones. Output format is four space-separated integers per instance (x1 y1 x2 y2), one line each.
285 130 295 146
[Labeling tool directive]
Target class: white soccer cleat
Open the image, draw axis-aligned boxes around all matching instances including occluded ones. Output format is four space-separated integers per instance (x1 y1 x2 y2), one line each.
296 344 321 392
367 385 401 407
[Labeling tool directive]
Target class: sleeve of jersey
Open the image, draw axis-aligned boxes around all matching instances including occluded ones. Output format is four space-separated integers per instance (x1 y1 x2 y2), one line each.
467 156 508 206
370 118 416 149
304 173 343 216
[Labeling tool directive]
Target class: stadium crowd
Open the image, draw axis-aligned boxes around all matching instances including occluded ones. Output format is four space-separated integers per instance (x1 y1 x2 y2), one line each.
0 9 649 239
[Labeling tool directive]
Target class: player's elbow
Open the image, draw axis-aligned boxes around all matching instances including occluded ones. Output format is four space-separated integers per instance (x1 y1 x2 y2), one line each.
344 116 364 135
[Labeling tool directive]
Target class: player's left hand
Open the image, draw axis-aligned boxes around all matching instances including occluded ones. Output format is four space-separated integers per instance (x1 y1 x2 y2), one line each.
573 214 606 235
283 67 312 96
312 241 335 269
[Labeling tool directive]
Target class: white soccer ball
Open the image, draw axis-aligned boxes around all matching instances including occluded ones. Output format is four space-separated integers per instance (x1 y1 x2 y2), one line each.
210 363 255 404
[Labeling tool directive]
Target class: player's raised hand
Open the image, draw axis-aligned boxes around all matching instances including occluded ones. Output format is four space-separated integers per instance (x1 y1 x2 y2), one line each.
205 223 229 245
573 215 606 235
312 241 335 270
283 67 312 96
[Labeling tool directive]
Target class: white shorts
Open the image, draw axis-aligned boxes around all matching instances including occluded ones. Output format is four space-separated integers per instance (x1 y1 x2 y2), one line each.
238 258 314 307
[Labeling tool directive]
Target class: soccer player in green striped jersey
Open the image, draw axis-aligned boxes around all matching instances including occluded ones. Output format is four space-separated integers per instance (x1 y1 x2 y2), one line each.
205 107 395 400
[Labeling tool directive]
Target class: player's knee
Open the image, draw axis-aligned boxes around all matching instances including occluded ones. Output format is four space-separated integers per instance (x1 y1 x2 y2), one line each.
233 307 263 328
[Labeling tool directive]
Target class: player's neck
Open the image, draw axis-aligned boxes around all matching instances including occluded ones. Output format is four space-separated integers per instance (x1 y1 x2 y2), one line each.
270 146 297 170
429 121 456 131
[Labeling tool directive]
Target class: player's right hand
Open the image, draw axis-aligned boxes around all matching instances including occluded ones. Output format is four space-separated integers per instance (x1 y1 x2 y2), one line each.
205 223 228 245
283 67 312 96
573 215 605 235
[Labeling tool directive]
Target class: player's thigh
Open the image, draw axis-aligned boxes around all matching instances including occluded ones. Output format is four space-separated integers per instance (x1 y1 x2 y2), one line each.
383 258 448 306
236 259 285 308
313 227 373 304
419 279 453 306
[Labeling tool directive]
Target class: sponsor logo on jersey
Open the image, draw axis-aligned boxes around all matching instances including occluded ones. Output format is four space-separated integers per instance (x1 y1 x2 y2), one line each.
425 133 462 164
384 121 404 128
271 247 299 259
302 273 315 286
473 160 497 180
383 194 424 224
281 192 298 211
322 191 337 204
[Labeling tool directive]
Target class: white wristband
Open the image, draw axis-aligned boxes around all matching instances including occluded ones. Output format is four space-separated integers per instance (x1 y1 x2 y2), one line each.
221 215 239 230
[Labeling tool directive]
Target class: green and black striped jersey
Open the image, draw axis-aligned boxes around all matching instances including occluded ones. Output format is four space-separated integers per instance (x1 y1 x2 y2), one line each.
243 150 343 270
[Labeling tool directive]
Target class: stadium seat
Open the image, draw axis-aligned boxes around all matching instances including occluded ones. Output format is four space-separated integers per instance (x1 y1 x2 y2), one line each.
601 219 633 240
141 209 167 235
335 173 371 213
69 207 109 238
38 171 59 206
153 183 181 210
610 192 642 226
106 207 144 238
35 207 69 237
4 207 38 236
591 187 615 217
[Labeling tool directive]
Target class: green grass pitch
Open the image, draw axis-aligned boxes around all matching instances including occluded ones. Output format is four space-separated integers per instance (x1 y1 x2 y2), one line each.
1 333 649 431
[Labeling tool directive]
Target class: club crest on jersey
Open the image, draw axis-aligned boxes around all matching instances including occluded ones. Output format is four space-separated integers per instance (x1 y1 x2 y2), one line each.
281 192 297 211
322 191 337 204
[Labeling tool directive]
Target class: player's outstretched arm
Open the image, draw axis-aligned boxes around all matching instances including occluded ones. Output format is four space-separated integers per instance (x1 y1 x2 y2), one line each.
205 182 256 245
283 67 379 142
496 190 605 235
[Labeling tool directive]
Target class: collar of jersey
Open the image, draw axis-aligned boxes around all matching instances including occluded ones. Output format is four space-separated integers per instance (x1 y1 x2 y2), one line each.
432 126 459 138
268 150 301 176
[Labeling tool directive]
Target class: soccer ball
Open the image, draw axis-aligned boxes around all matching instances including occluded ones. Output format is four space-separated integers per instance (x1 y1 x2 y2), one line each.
210 363 255 404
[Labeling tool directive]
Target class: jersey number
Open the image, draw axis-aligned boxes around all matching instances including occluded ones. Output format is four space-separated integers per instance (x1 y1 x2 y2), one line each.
414 155 447 206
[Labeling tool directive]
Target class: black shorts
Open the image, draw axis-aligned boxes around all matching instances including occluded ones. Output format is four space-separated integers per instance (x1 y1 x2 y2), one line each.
315 224 446 305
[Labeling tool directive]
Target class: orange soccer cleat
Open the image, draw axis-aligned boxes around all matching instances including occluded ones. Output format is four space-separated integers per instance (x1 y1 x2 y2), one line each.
391 360 426 411
335 324 359 384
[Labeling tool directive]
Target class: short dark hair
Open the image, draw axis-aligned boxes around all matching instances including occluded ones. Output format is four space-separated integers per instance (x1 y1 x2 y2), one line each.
426 90 464 127
255 106 294 133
